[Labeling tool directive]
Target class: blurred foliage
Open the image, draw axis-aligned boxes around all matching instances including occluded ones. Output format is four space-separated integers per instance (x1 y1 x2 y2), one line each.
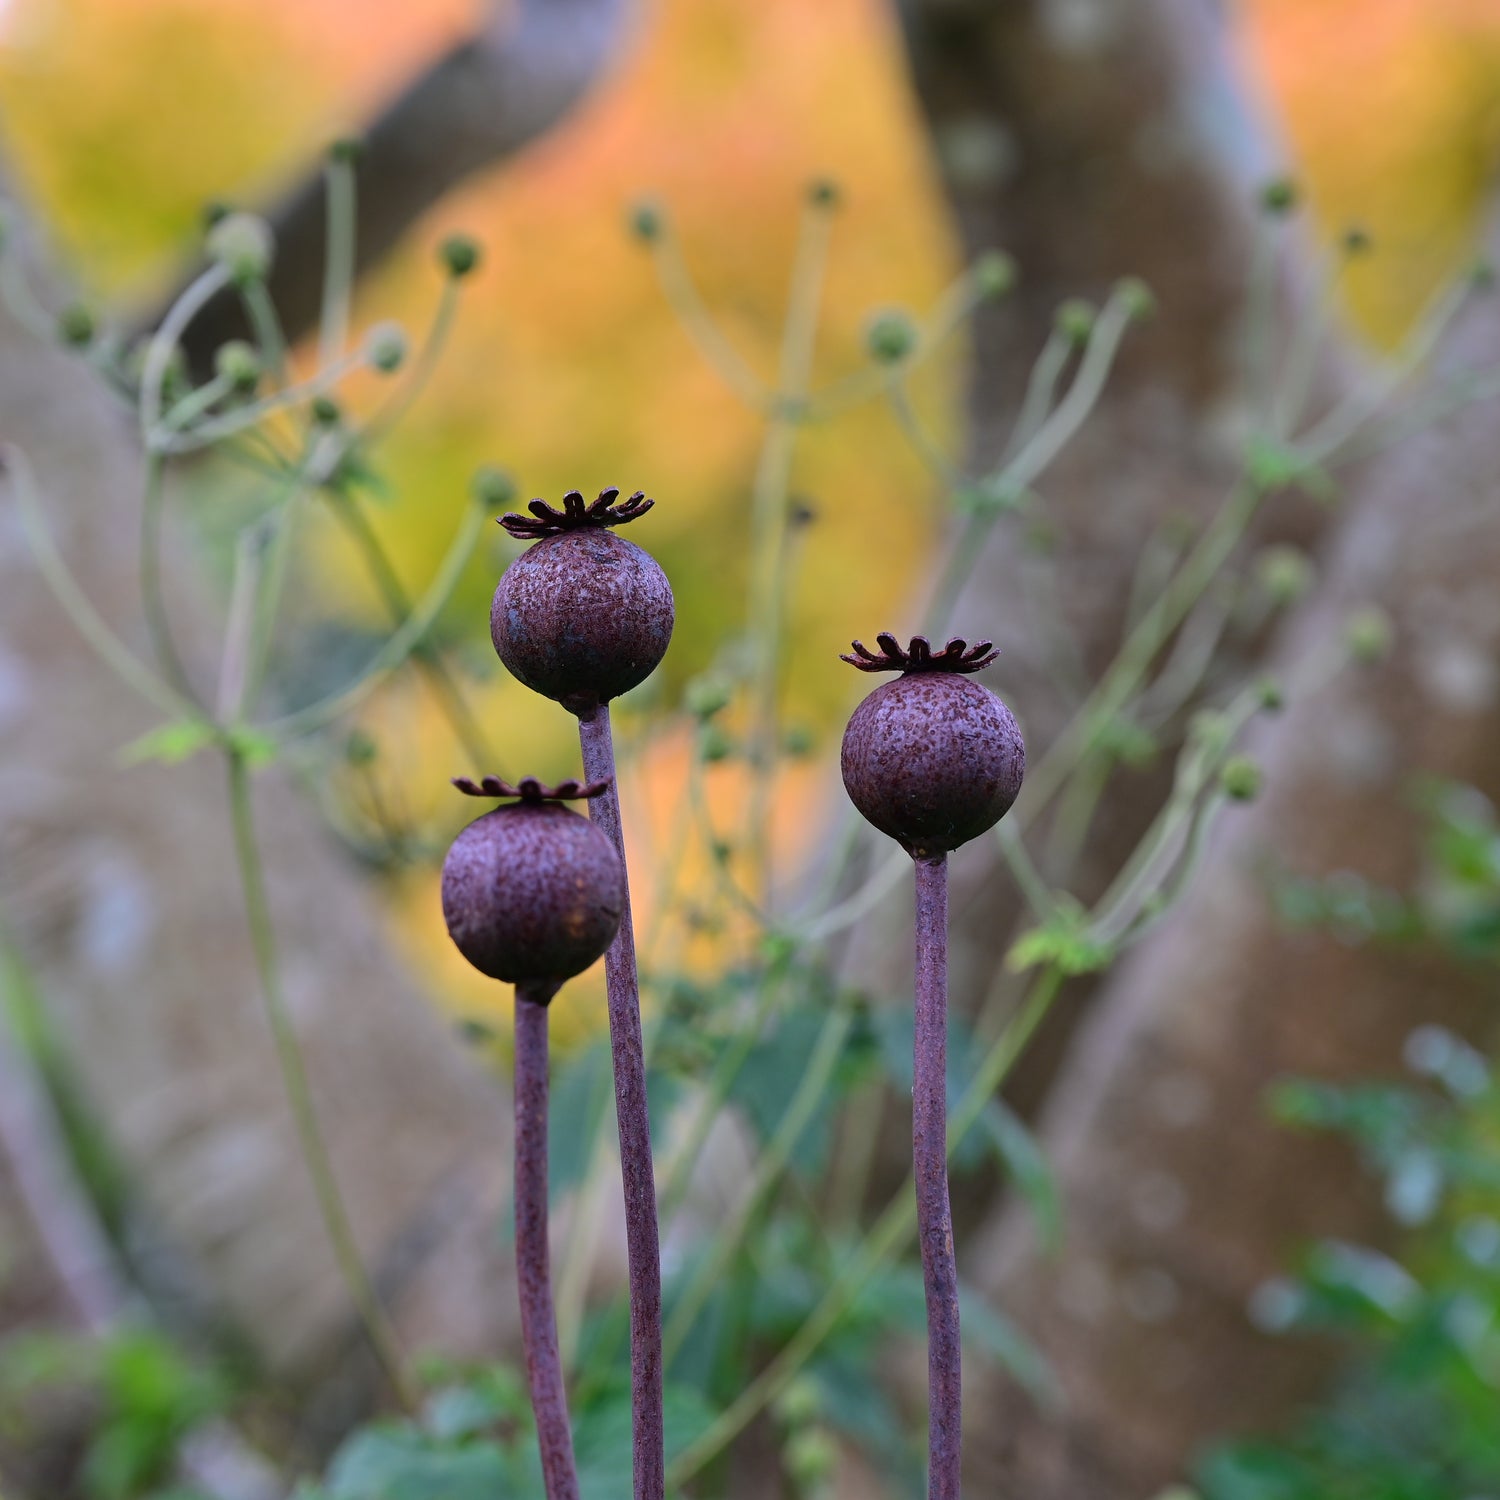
1198 783 1500 1500
0 1325 231 1500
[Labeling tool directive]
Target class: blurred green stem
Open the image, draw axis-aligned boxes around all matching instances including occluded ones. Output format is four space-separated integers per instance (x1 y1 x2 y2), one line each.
224 748 416 1411
744 197 834 907
327 490 496 769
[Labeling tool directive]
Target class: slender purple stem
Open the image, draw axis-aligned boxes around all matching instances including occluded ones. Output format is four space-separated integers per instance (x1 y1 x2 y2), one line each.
577 703 665 1500
514 983 581 1500
913 853 960 1499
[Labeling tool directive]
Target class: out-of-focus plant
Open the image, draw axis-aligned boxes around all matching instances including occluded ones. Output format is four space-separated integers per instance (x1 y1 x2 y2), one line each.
1194 783 1500 1500
0 1324 232 1500
2 142 505 1414
9 157 1499 1497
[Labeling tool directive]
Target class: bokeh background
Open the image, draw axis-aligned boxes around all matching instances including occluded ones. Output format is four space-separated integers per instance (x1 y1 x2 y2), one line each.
4 1 1500 1497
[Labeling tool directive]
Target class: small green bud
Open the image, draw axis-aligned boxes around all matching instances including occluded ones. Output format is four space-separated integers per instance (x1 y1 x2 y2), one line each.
628 199 664 243
439 233 481 279
344 727 378 766
807 176 842 209
1220 756 1262 802
328 136 363 165
57 302 96 348
311 395 342 427
1056 298 1095 345
1255 544 1314 606
864 308 917 364
1345 605 1394 663
1341 224 1373 257
773 1375 823 1429
1255 675 1285 712
1260 177 1299 216
684 672 733 721
784 1426 839 1489
207 211 274 284
214 339 261 392
972 249 1016 299
1118 276 1155 322
471 464 517 511
365 321 407 374
782 724 815 757
201 198 232 230
700 723 734 763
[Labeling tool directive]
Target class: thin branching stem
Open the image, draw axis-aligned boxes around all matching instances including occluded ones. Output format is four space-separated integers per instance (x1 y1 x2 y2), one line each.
224 748 416 1411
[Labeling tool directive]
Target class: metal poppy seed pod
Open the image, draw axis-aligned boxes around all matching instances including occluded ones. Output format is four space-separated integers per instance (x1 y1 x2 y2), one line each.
840 633 1025 859
441 776 625 988
492 487 674 716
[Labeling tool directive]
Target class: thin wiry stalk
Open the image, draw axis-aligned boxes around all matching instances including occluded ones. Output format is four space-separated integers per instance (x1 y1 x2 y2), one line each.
576 702 664 1500
666 965 1067 1486
514 983 582 1500
913 853 961 1500
224 748 416 1412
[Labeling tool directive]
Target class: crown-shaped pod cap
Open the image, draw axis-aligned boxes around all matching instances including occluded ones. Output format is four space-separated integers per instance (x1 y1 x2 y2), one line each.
839 635 1025 859
441 776 624 986
491 487 674 715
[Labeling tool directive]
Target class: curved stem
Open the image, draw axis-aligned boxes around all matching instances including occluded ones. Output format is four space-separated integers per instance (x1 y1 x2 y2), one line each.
267 495 484 738
913 854 960 1500
2 444 190 719
224 749 416 1411
137 453 203 707
327 490 496 768
576 703 664 1500
514 984 582 1500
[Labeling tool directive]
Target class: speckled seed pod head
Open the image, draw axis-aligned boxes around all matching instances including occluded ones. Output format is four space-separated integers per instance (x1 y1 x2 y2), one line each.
441 777 625 989
491 487 674 716
840 634 1025 860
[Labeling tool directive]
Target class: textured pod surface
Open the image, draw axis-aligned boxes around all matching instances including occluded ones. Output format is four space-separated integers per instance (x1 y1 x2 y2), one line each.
841 674 1025 857
441 802 624 983
491 530 674 715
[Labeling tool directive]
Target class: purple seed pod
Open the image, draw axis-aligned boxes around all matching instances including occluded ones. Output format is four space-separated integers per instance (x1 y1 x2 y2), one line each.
840 633 1025 860
840 632 1026 1500
492 487 675 717
441 776 624 986
441 774 624 1500
494 487 669 1497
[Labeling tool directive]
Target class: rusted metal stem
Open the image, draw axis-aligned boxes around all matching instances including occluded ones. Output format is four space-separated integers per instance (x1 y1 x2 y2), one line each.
577 703 665 1500
514 982 580 1500
914 852 961 1499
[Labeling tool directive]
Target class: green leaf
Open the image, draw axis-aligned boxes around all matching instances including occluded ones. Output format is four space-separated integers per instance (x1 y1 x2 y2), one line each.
325 1427 528 1500
118 719 217 767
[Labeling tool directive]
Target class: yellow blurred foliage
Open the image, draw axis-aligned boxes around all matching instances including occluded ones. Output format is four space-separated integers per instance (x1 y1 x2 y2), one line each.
1241 0 1500 342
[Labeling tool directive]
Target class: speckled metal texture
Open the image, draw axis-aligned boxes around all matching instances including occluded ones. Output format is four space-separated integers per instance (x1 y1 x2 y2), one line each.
513 986 580 1500
440 801 623 984
491 527 674 716
913 854 960 1500
578 704 664 1499
841 671 1025 858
